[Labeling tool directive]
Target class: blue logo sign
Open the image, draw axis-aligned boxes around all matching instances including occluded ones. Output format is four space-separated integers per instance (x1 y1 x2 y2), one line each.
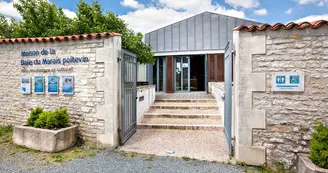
290 76 300 84
276 76 286 84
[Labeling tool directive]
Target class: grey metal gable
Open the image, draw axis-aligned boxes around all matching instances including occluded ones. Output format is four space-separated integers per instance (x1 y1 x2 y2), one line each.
145 11 262 53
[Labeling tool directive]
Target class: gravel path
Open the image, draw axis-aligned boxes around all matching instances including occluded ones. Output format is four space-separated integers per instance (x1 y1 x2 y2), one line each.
0 149 251 173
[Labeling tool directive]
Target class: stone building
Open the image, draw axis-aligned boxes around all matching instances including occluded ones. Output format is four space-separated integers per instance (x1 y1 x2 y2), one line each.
233 20 328 169
0 33 123 147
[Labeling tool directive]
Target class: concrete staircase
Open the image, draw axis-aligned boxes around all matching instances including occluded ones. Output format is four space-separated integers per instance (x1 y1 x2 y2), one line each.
138 98 223 131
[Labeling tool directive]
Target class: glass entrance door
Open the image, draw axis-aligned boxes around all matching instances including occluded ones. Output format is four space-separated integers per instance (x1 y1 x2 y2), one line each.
175 56 190 92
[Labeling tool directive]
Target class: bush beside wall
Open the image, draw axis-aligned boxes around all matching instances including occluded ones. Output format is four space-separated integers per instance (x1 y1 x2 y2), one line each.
309 122 328 169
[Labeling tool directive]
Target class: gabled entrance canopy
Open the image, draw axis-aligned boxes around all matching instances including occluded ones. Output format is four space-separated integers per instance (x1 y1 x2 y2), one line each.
145 11 262 55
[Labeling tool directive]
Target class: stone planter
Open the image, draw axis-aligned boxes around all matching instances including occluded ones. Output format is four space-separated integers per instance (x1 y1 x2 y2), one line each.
13 125 78 152
297 154 328 173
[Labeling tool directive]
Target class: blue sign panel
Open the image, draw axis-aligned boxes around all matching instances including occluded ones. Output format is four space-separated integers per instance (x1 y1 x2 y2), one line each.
276 76 286 84
272 72 304 92
48 76 59 94
62 76 74 95
34 76 45 94
290 76 300 84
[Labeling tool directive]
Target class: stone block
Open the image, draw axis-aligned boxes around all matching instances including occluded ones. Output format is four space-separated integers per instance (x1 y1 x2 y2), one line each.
297 154 328 173
13 125 78 152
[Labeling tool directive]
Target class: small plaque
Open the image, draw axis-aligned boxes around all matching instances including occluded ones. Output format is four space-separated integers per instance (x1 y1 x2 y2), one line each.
34 76 45 94
48 76 59 94
272 72 304 92
62 76 74 95
139 96 145 102
21 76 31 94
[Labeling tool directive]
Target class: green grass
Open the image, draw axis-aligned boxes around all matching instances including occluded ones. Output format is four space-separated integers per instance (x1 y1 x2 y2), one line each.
0 125 13 144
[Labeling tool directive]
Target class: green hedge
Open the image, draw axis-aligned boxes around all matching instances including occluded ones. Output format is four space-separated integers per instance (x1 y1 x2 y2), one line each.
309 122 328 169
27 107 70 130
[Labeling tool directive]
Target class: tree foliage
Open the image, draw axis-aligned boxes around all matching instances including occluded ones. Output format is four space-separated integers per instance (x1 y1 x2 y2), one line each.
0 0 153 64
309 122 328 169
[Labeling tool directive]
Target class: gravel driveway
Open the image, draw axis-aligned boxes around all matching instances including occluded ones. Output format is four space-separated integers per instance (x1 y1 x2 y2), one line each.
0 149 252 173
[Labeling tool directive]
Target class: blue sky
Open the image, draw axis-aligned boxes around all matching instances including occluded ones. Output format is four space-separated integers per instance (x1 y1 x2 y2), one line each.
1 0 328 34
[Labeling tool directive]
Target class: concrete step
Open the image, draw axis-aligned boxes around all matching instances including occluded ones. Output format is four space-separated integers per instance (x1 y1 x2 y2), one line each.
138 117 223 131
150 102 219 110
155 99 217 103
144 109 221 119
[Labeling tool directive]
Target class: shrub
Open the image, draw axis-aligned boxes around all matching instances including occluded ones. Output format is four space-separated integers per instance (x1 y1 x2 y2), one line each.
46 107 70 130
34 111 51 129
30 107 70 130
309 122 328 169
27 106 43 127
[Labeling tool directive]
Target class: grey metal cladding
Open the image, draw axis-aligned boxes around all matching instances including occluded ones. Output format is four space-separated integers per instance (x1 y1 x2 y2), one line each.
219 15 227 49
179 20 187 51
195 14 203 50
145 11 261 53
187 17 195 50
227 17 235 45
211 14 219 49
150 31 157 52
203 12 211 50
172 23 180 51
236 18 245 27
158 28 165 51
145 33 150 45
164 26 172 51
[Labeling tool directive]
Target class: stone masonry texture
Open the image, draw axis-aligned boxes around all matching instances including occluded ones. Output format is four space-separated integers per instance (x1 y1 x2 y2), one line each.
0 38 112 144
250 26 328 169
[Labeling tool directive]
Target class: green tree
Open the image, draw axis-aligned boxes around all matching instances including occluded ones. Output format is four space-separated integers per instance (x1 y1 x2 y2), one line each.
0 14 12 38
73 0 153 63
13 0 73 37
1 0 154 64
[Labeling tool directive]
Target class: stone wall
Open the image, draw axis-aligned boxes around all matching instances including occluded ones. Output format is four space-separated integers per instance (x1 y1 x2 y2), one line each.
0 36 122 147
234 25 328 169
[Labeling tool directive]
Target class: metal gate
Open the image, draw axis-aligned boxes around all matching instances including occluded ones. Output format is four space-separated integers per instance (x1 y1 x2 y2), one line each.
224 41 233 156
120 49 137 144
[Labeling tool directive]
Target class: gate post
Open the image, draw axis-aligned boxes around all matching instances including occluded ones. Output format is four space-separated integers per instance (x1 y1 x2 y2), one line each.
95 36 122 147
233 30 266 165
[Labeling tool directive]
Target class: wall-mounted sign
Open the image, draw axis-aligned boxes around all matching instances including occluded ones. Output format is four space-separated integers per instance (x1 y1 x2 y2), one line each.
62 76 74 95
48 76 59 94
21 76 31 94
272 72 304 92
34 76 45 94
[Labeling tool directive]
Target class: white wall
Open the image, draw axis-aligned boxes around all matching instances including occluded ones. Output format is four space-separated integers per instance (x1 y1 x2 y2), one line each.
136 85 155 122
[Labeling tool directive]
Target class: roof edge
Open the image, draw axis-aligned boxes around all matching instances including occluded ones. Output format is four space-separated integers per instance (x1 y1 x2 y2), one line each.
145 11 262 35
0 32 122 44
233 20 328 32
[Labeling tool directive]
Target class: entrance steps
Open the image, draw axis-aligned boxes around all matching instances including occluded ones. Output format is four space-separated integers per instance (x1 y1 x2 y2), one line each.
138 98 223 131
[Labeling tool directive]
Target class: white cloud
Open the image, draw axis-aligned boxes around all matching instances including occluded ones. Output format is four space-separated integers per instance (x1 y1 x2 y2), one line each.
253 8 267 16
0 0 21 19
294 14 328 22
63 9 76 19
293 0 318 4
120 0 145 9
317 1 324 6
285 8 293 14
225 0 260 9
119 0 246 34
